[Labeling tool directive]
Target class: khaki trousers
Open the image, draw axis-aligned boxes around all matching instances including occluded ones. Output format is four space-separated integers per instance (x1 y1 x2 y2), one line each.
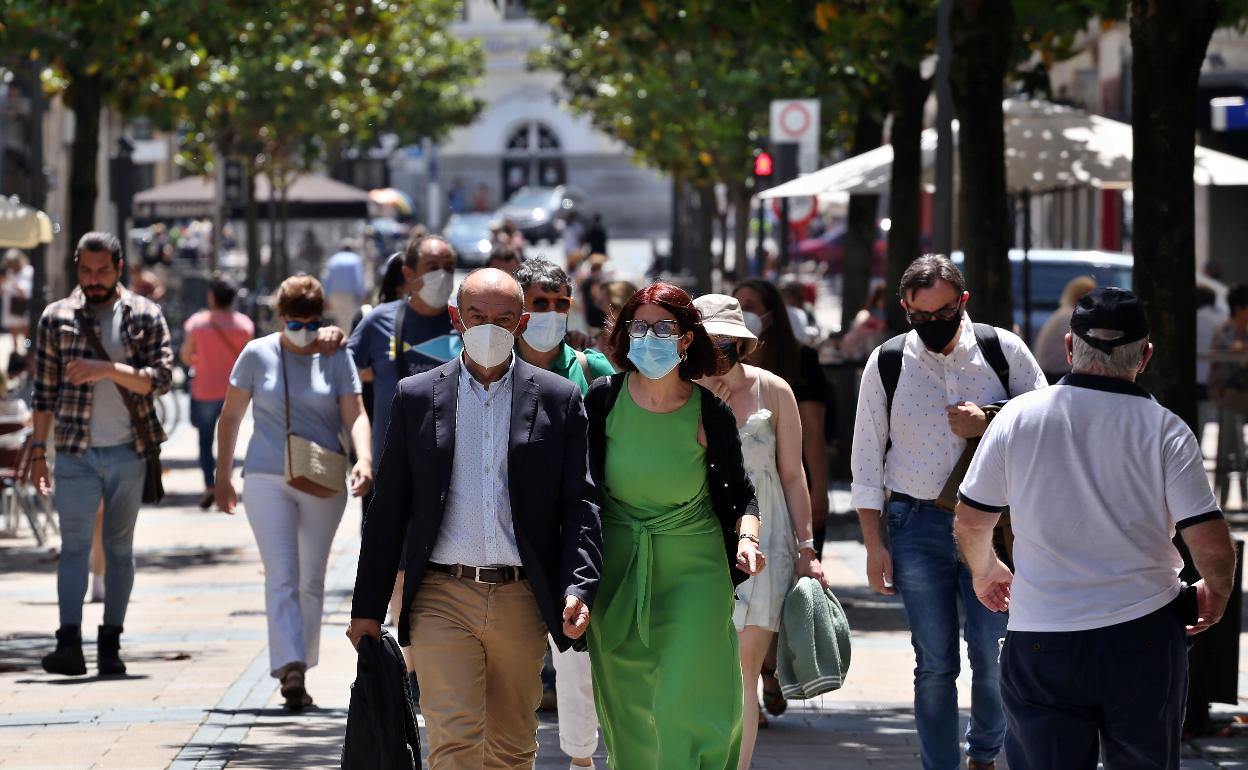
409 571 549 770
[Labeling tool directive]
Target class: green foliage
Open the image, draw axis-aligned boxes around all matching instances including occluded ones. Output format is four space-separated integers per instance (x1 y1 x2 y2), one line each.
168 0 483 179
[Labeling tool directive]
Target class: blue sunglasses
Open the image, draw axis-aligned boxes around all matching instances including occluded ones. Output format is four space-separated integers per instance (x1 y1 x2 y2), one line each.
285 320 324 332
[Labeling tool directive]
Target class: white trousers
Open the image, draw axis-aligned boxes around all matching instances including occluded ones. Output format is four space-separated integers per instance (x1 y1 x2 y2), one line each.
550 635 599 758
243 473 346 676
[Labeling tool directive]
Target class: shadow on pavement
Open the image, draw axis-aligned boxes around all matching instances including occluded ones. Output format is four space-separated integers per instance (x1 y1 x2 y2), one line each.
832 584 910 633
0 544 249 576
222 707 349 769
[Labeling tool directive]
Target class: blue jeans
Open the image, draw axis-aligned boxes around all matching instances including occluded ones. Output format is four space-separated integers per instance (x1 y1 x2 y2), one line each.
53 445 146 627
190 398 224 488
887 498 1008 770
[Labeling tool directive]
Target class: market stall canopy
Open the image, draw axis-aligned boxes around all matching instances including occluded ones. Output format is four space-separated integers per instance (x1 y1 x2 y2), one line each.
0 197 54 248
761 98 1248 198
133 173 370 222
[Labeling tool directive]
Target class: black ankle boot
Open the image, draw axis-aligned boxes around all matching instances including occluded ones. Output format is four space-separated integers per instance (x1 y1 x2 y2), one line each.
41 625 86 676
97 625 126 676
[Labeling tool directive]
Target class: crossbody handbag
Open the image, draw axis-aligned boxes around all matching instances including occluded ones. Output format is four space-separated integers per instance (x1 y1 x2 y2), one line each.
280 346 348 497
77 309 165 504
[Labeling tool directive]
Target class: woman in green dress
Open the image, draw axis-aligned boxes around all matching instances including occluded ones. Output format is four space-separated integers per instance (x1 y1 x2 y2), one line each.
585 283 765 769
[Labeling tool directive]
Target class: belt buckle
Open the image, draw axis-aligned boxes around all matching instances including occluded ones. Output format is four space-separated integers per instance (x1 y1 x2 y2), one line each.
472 566 494 584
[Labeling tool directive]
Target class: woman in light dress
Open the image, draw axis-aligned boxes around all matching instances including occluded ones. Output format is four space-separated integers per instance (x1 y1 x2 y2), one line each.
694 293 830 769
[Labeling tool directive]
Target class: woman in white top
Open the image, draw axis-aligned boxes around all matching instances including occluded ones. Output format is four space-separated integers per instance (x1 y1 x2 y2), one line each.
694 294 829 768
216 275 372 710
1 249 33 351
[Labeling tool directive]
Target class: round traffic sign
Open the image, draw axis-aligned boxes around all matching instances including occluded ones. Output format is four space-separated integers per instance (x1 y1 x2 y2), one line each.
778 102 812 139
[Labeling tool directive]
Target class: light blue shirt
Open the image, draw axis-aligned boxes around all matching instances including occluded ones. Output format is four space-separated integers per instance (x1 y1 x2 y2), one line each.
429 356 521 567
321 250 365 299
229 334 361 476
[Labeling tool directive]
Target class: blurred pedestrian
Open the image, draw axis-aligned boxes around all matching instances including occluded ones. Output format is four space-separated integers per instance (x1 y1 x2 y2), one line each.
215 275 371 710
486 243 523 275
694 293 828 761
592 280 636 353
840 283 890 361
351 253 406 425
956 287 1236 770
585 283 763 769
584 213 607 257
1033 275 1097 384
778 277 816 344
514 259 614 768
733 279 831 561
348 234 458 678
322 239 367 330
852 255 1045 770
347 268 601 769
561 211 585 264
31 231 174 677
127 261 166 302
493 218 526 250
1 249 33 353
1197 285 1225 406
448 178 467 215
472 182 491 213
180 276 254 509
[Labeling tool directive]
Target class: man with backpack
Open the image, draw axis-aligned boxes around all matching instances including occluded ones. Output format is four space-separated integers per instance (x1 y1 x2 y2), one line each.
851 254 1046 770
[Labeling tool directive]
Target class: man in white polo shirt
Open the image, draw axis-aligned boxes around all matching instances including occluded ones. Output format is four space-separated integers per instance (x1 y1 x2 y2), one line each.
955 287 1237 770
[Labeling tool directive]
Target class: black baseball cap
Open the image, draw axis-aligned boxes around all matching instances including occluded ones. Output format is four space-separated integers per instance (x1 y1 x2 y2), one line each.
1070 287 1149 353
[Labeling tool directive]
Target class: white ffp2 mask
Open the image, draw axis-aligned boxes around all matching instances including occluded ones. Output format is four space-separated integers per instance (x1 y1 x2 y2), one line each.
522 312 568 352
418 269 454 308
462 323 516 368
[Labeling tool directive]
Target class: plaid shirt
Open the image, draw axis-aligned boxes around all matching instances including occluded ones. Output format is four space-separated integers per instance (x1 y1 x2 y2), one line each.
33 286 173 457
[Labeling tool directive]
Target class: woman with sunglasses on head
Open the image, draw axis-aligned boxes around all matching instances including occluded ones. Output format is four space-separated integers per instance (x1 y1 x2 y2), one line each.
585 283 764 770
694 294 830 767
215 275 372 710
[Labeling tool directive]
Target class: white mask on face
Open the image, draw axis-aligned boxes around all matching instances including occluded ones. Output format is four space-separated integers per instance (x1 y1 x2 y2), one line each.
742 311 763 337
462 323 516 368
522 311 568 352
418 269 454 308
283 327 317 348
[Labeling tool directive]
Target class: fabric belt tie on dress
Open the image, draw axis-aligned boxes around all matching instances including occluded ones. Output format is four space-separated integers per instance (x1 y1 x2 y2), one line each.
597 495 719 652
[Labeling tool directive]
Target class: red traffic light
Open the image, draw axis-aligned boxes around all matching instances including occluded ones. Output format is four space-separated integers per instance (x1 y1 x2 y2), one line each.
754 151 774 177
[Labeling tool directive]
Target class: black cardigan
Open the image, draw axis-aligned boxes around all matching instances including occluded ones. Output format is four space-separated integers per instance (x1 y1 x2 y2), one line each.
585 373 760 587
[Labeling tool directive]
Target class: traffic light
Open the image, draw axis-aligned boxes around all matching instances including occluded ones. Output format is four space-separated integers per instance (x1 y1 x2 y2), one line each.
752 148 774 190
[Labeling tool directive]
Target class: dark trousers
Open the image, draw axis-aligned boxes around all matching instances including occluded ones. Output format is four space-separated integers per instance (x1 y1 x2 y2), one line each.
1001 603 1189 770
189 398 225 488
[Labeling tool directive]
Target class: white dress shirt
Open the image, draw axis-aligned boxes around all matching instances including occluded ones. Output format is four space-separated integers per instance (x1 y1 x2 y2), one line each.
429 355 523 567
850 313 1046 511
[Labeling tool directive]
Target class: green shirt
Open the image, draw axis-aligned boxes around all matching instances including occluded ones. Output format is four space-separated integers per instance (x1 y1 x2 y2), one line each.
545 343 616 394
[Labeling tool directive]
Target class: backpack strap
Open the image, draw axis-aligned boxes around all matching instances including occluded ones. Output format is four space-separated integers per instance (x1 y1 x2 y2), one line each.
877 332 908 423
574 348 592 384
971 323 1011 398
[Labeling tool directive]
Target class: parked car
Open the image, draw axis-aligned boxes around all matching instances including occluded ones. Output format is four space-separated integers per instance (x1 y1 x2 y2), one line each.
796 224 887 274
494 185 588 244
951 249 1134 335
441 212 496 267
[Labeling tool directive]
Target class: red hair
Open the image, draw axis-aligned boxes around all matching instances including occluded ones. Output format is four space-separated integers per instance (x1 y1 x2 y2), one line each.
606 282 723 380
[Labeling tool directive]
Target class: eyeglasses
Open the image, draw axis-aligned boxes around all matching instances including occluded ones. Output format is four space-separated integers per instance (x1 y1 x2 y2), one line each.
906 301 963 325
285 319 324 332
626 319 681 338
531 297 572 313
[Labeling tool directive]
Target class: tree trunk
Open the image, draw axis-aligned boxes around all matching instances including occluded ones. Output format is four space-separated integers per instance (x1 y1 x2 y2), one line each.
950 0 1015 330
66 70 104 275
843 105 885 331
694 183 716 294
22 60 48 322
244 171 261 298
886 61 931 335
1130 0 1218 430
731 181 751 284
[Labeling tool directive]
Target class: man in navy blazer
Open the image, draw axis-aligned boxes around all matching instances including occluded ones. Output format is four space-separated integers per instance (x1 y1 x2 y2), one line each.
348 268 602 770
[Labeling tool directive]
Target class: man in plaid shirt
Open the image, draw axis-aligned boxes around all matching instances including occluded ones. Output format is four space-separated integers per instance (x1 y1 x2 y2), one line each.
31 231 173 677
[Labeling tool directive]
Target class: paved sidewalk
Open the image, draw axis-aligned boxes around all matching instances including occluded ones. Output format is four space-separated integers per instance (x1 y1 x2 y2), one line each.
2 397 1248 768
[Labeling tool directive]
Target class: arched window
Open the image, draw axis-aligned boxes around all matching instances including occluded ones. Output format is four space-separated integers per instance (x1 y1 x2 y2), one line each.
501 122 565 199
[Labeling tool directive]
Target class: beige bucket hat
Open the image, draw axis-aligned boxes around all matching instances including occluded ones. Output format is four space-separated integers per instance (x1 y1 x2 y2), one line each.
694 293 759 357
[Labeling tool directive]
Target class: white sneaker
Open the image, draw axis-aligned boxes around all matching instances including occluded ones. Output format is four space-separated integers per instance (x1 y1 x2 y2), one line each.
90 575 105 603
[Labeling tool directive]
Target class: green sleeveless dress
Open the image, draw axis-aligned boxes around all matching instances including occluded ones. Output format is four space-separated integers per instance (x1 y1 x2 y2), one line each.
589 376 743 769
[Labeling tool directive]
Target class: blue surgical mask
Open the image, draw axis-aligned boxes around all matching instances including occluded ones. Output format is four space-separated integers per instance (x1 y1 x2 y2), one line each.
628 332 683 380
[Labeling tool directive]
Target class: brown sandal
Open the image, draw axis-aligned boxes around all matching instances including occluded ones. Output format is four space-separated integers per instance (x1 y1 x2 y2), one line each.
761 668 787 717
279 664 308 711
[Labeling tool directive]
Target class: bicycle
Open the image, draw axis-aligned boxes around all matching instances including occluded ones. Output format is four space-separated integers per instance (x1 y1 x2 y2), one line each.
155 366 188 436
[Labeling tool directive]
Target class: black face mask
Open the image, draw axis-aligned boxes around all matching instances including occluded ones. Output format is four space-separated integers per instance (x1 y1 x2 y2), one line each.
717 340 740 367
912 314 962 352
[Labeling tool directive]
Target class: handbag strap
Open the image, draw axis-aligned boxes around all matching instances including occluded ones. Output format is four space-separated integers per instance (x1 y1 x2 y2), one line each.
77 308 150 450
208 320 245 358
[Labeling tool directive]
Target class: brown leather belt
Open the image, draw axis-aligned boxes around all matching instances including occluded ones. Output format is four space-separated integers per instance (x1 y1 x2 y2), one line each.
427 562 526 584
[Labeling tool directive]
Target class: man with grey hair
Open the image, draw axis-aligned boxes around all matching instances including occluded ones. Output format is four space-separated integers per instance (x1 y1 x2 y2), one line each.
956 287 1236 769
